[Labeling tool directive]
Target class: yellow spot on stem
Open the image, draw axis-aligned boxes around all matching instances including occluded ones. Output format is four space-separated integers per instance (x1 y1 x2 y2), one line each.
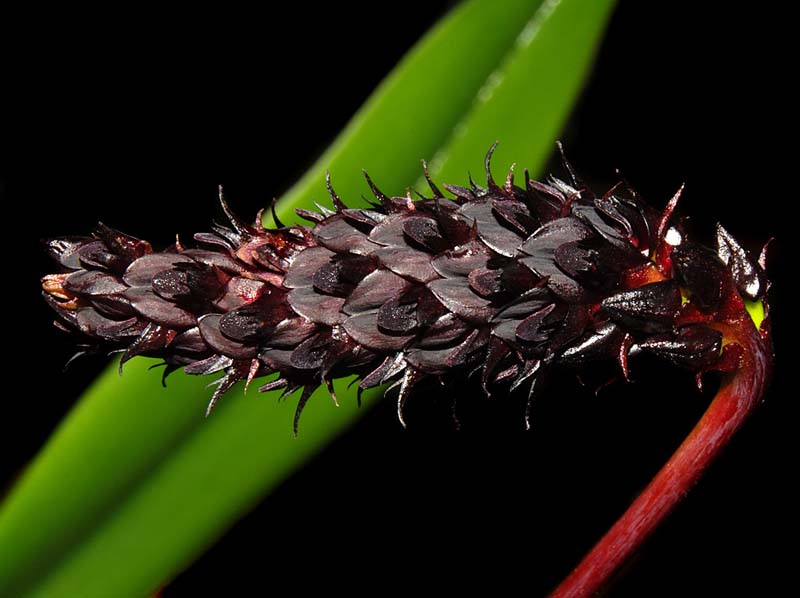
744 299 765 330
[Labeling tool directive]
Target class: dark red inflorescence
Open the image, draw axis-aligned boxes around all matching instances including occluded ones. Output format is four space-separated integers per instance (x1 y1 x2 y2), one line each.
42 146 769 433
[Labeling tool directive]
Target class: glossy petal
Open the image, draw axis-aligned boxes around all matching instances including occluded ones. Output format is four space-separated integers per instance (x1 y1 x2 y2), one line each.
428 278 494 323
198 314 258 360
601 280 682 333
287 287 346 326
343 312 415 352
343 269 412 315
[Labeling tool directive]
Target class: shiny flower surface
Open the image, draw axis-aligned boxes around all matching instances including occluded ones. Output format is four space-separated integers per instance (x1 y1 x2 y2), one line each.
43 147 769 433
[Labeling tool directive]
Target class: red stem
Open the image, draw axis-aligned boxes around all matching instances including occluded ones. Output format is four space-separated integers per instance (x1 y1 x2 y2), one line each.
550 317 772 598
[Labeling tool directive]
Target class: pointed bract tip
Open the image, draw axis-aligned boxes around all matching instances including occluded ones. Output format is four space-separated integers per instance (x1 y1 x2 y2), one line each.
325 171 347 211
362 170 389 204
556 141 582 188
217 185 251 237
485 142 502 192
422 159 444 198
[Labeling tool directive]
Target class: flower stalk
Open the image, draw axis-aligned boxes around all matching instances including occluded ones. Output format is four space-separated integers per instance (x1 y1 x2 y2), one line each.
551 303 772 597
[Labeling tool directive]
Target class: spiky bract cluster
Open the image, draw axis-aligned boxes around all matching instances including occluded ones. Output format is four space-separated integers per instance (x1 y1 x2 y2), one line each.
42 146 769 432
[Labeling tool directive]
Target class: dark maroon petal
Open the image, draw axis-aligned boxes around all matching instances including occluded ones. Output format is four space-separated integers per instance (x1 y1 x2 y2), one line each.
46 237 92 269
368 214 409 247
198 314 258 359
377 298 418 334
527 179 566 223
71 306 133 338
448 327 489 367
553 241 645 291
431 240 491 278
493 287 552 320
468 267 503 298
458 200 523 257
259 348 295 371
415 287 447 326
560 322 627 366
265 318 318 348
415 313 471 348
406 329 486 374
402 216 448 253
519 217 595 302
553 242 596 279
343 269 412 315
519 254 590 303
374 247 439 283
548 305 592 354
443 183 476 200
671 243 726 312
283 247 335 289
312 261 352 296
613 194 658 251
404 345 463 375
124 287 196 328
93 222 151 263
335 255 377 285
287 287 346 326
319 335 362 376
78 240 126 272
343 312 414 351
428 278 494 323
342 208 386 228
122 254 193 287
638 325 723 369
716 224 765 300
151 269 193 301
97 316 144 340
155 263 226 304
219 306 273 342
435 209 474 245
601 280 682 333
290 332 331 370
492 319 521 344
499 261 541 295
252 244 287 271
520 217 593 256
181 249 245 274
172 327 208 353
64 271 127 296
491 200 537 236
314 217 379 255
312 255 376 297
593 197 635 239
572 205 628 247
90 294 136 318
516 304 557 343
214 277 267 312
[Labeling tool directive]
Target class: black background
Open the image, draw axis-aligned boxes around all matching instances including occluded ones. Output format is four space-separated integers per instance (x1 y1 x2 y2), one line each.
2 1 794 596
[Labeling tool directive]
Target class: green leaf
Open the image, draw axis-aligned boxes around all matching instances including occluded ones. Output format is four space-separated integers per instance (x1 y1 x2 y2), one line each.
0 1 616 596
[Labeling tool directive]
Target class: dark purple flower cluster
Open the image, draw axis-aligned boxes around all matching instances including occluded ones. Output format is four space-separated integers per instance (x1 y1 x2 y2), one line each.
43 147 768 432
